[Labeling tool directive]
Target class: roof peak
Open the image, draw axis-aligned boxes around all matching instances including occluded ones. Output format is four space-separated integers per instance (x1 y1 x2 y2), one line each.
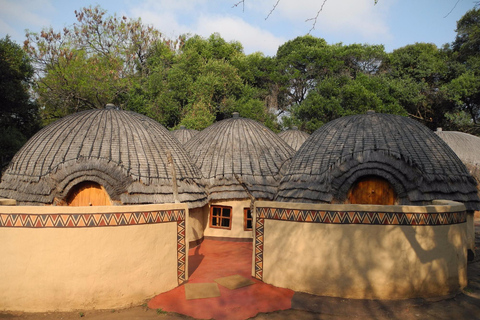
105 103 118 110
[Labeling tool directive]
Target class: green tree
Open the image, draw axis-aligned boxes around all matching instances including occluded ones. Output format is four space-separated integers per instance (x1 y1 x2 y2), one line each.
0 36 39 171
132 33 276 130
24 6 164 124
274 35 342 116
293 73 407 132
453 7 480 62
338 43 387 77
384 42 452 129
443 7 480 134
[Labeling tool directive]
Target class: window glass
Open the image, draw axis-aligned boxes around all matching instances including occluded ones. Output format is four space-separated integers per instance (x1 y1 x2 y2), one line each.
210 205 232 229
244 208 253 231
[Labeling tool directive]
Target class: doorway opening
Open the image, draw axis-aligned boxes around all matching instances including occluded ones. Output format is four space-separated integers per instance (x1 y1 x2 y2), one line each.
66 181 112 206
347 176 396 205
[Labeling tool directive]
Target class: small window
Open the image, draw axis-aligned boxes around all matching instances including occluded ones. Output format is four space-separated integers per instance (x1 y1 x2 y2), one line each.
244 208 253 231
210 205 232 229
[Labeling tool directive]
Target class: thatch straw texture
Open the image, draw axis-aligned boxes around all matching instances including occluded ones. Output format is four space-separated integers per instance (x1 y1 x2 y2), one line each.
184 113 295 201
0 108 207 208
276 112 480 211
172 126 199 145
278 126 310 151
435 129 480 186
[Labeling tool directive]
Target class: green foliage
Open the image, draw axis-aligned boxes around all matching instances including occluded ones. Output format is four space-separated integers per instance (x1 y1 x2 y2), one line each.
444 7 480 133
156 308 167 315
20 5 480 137
24 5 165 123
0 36 40 171
37 50 132 124
131 32 273 129
383 42 455 129
338 43 387 76
386 43 448 82
453 7 480 62
274 35 341 112
180 101 216 130
0 127 27 172
293 74 407 132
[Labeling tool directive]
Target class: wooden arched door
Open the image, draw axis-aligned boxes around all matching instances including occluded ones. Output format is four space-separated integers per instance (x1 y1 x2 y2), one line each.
347 176 396 205
66 181 112 206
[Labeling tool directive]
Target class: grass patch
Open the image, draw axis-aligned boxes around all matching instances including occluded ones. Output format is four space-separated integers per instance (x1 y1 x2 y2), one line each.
156 308 167 315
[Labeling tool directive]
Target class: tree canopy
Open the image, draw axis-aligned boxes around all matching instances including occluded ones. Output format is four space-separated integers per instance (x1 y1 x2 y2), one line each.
2 4 478 147
0 36 40 171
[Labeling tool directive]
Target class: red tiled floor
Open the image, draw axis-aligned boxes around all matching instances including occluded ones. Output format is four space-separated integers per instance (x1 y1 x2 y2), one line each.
148 239 294 320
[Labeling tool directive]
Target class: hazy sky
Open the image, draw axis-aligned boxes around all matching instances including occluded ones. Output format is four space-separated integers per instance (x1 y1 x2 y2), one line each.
0 0 476 56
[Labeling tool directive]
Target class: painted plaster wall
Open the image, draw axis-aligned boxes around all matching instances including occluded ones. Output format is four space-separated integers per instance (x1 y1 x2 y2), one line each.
255 201 468 300
0 204 188 312
203 199 253 239
189 206 205 242
467 211 475 254
0 198 16 205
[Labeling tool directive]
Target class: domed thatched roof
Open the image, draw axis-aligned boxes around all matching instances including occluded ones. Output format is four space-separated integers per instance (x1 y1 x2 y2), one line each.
172 125 199 144
184 113 295 201
0 108 207 207
435 129 480 184
276 112 480 210
278 126 310 151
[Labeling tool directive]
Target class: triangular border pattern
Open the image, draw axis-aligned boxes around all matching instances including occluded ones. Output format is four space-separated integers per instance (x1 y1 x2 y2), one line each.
253 206 466 282
257 208 466 225
0 210 185 228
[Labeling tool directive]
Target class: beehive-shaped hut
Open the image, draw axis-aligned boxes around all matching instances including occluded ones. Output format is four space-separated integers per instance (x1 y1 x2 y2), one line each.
435 129 480 185
276 111 480 211
278 126 310 151
0 107 207 208
171 125 199 144
184 112 295 239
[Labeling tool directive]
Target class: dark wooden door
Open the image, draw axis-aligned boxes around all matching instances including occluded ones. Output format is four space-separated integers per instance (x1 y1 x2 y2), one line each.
347 176 395 205
67 181 112 206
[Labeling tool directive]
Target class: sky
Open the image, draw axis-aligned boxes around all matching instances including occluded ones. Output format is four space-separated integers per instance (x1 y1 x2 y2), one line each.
0 0 477 56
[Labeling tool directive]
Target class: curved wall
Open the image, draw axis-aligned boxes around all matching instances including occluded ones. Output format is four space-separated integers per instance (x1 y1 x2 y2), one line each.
253 200 468 300
204 199 253 240
0 203 188 312
189 206 206 244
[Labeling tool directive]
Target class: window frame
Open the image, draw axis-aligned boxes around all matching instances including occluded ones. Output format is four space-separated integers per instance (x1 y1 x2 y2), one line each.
209 205 233 230
244 207 253 231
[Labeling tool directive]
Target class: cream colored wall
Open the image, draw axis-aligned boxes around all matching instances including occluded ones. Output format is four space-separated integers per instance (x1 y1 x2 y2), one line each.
0 198 16 205
255 200 468 300
466 211 475 254
0 203 188 312
189 206 205 242
203 199 253 239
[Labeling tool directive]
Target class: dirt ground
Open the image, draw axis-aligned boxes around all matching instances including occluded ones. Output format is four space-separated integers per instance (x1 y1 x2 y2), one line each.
2 220 480 320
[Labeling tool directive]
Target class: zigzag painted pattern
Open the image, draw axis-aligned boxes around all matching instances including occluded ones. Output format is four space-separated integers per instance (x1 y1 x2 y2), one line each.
254 218 264 281
257 208 466 225
177 220 187 284
0 210 185 228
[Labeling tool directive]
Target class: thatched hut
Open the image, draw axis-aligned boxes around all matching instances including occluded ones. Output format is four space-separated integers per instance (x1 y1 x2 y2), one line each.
276 112 480 258
184 112 295 240
0 107 207 208
276 111 480 210
278 126 310 151
171 125 199 144
435 129 480 186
